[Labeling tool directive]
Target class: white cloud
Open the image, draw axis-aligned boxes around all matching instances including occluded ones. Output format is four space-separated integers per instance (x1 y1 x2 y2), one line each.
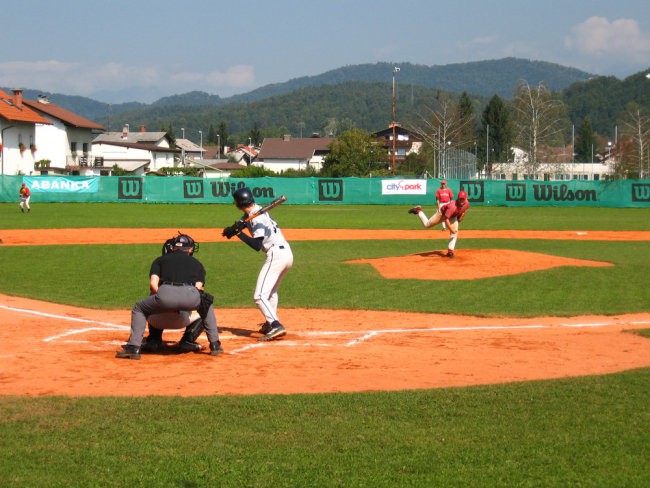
565 16 650 62
0 60 256 100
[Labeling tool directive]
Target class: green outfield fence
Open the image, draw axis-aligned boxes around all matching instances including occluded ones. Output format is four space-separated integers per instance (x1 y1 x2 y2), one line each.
1 175 649 207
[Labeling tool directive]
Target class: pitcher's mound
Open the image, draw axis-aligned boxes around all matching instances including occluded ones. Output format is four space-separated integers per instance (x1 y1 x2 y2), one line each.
347 249 613 280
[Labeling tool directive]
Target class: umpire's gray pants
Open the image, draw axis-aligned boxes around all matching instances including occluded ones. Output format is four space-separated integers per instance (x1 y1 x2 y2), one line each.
127 284 219 347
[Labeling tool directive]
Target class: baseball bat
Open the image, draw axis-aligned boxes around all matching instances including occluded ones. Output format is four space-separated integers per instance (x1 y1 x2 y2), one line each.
242 195 287 223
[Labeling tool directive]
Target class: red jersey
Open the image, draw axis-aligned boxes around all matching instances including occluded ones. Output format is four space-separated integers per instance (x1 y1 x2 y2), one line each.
19 186 30 197
435 187 453 204
442 199 469 219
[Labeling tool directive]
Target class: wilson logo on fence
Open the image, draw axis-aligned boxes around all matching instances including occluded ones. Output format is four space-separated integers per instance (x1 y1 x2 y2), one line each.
460 181 484 202
506 184 526 201
631 184 650 202
118 177 142 200
209 181 276 200
183 180 204 199
319 179 344 201
533 184 597 202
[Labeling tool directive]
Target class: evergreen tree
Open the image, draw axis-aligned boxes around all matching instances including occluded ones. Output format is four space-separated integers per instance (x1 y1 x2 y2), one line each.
217 121 228 152
207 124 217 144
249 122 262 146
575 117 596 162
480 95 513 175
457 91 476 151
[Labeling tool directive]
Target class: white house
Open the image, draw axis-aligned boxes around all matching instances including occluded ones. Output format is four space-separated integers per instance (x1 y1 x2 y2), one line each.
0 89 52 175
91 125 179 175
256 135 335 173
23 95 106 175
490 146 616 181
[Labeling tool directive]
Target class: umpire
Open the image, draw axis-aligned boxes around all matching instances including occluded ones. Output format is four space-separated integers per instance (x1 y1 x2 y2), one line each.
116 234 222 360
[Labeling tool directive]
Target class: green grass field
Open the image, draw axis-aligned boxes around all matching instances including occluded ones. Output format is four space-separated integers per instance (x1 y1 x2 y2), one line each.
1 203 649 487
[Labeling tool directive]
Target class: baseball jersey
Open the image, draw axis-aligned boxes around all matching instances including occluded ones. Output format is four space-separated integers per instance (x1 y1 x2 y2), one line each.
20 186 30 197
442 199 470 219
435 187 453 203
246 204 289 252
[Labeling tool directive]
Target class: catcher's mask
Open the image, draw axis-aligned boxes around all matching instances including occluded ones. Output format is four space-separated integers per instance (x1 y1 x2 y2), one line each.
233 187 255 208
171 234 198 255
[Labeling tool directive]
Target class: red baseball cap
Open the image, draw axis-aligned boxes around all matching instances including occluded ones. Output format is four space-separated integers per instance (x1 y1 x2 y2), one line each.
441 179 446 184
458 190 467 199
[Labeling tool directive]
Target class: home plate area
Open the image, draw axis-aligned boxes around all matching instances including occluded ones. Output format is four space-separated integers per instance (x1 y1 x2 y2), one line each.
1 295 649 397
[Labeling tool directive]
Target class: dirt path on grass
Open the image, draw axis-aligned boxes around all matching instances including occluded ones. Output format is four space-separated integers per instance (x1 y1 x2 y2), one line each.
0 228 648 397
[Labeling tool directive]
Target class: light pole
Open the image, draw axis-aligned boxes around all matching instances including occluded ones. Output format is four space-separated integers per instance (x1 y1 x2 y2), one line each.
485 124 489 179
391 66 400 175
199 130 203 160
217 134 221 160
180 128 185 166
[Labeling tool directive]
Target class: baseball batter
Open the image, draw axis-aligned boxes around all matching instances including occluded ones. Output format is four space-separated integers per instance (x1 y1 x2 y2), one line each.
409 190 470 258
435 180 453 230
222 187 293 341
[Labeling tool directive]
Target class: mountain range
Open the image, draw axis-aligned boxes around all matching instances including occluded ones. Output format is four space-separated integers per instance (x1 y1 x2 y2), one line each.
4 57 648 141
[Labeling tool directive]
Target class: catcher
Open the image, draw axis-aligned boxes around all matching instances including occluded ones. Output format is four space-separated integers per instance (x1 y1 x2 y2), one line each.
116 233 222 360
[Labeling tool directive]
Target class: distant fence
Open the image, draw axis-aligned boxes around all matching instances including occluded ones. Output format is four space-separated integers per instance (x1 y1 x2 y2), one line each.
1 175 649 207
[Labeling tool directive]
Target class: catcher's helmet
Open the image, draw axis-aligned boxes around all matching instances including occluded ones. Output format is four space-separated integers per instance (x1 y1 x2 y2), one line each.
233 187 255 208
458 190 468 200
162 237 176 255
171 234 198 254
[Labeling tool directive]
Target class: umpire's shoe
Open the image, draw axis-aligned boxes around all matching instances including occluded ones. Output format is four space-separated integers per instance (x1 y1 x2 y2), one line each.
209 341 224 356
141 327 163 352
115 344 141 360
259 321 287 342
408 205 422 215
178 339 205 353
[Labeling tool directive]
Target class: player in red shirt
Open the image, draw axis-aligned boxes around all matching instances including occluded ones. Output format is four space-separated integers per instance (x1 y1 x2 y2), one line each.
19 182 31 213
408 190 470 258
435 180 453 230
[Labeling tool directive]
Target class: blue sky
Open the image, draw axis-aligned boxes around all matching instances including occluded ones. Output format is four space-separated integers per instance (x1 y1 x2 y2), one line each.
2 0 649 103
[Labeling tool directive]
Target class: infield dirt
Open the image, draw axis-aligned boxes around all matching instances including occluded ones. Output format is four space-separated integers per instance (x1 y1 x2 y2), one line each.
0 228 648 397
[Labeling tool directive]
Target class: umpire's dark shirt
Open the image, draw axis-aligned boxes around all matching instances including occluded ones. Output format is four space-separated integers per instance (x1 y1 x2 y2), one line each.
150 252 206 285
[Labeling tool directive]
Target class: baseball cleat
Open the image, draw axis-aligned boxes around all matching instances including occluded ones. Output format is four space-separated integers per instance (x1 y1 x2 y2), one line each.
408 205 422 215
178 340 205 353
115 344 141 360
209 341 224 356
446 250 455 258
259 322 286 341
258 322 272 335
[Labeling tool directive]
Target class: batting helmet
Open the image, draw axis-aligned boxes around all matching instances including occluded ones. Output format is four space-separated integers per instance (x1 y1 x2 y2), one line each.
233 187 255 208
171 234 198 254
458 190 468 200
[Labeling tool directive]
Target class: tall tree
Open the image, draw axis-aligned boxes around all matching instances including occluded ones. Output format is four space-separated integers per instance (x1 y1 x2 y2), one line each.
618 102 650 178
321 128 385 177
457 91 477 151
249 122 262 146
207 124 217 144
511 81 568 176
574 117 596 162
217 121 228 152
480 95 513 176
411 94 476 178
